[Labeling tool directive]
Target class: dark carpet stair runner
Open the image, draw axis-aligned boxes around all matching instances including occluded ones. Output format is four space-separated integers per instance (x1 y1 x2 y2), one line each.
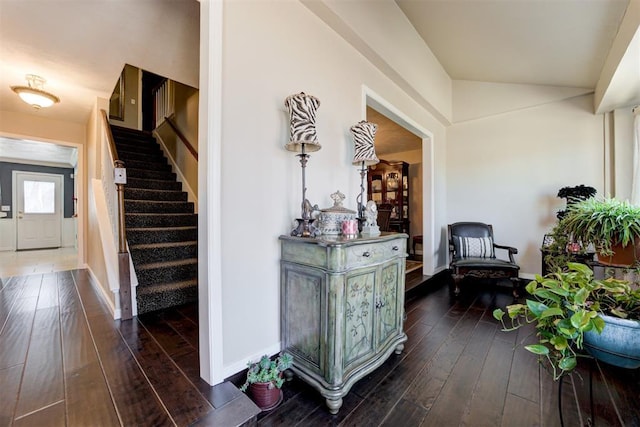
110 125 197 314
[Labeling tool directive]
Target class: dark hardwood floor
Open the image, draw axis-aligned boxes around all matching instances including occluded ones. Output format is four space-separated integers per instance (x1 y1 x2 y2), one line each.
0 270 258 427
1 270 638 426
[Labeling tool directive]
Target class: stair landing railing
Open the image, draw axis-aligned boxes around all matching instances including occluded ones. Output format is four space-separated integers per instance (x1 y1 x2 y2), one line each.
152 79 198 162
101 109 133 320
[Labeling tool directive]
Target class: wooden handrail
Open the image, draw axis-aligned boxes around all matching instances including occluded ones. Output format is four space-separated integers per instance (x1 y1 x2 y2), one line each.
101 109 119 162
165 116 198 161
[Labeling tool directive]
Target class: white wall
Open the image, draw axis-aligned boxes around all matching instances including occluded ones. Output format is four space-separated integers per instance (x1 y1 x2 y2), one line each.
217 0 447 376
62 218 77 248
447 94 605 277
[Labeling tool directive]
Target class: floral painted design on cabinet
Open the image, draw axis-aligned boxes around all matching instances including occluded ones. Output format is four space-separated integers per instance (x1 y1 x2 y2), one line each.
345 271 375 364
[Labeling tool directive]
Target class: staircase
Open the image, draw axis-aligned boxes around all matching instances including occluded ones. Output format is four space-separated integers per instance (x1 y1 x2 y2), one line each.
111 125 198 315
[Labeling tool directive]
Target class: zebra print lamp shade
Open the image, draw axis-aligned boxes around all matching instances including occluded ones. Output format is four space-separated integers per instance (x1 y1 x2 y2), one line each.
284 92 321 152
350 120 379 166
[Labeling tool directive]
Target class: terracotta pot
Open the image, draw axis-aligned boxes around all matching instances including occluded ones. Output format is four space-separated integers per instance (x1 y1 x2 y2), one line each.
248 382 282 410
596 239 640 267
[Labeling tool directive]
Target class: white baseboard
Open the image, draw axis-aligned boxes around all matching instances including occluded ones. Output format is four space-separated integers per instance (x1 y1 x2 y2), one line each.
86 266 121 319
222 342 283 380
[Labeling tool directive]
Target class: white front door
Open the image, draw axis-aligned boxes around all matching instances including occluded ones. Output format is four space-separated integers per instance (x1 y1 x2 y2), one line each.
15 171 63 250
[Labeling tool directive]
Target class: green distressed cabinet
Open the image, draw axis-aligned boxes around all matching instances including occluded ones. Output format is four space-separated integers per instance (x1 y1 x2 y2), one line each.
280 233 408 414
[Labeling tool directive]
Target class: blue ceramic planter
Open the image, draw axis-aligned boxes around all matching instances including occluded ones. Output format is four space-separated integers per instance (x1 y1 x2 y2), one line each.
584 314 640 369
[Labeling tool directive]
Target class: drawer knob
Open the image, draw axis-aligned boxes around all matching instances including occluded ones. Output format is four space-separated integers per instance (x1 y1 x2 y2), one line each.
392 246 399 251
362 251 371 257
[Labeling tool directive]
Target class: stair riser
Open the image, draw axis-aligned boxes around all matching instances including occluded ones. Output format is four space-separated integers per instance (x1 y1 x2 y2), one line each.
130 245 197 264
126 214 197 228
137 285 197 315
123 159 172 172
115 141 162 154
128 228 198 244
112 130 154 141
136 263 198 286
125 188 188 202
117 150 167 163
126 178 182 191
125 200 194 213
126 168 176 181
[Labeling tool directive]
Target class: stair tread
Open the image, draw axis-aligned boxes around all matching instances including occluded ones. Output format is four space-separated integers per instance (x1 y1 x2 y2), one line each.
127 176 175 182
126 188 185 194
138 258 198 270
127 212 196 216
136 279 198 294
130 241 197 250
128 226 197 232
125 199 191 204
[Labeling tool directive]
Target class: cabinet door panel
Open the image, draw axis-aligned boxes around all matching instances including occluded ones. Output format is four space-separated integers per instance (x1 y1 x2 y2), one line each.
344 270 376 367
282 265 323 369
378 262 400 346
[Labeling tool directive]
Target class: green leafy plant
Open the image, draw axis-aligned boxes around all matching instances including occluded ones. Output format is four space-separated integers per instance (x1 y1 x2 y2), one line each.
240 352 293 391
560 197 640 256
542 222 583 274
493 263 638 380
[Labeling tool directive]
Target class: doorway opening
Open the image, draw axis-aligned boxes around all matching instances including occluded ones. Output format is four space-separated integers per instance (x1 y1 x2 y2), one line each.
364 89 435 277
0 136 82 270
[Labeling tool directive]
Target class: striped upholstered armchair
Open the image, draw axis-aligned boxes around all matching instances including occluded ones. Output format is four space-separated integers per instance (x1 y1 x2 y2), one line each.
448 222 520 297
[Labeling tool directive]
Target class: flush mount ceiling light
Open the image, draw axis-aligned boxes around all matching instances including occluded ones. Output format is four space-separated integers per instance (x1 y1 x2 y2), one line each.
11 74 60 109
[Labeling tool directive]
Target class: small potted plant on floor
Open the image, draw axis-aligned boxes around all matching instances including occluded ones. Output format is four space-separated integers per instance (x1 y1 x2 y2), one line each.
493 263 640 380
560 197 640 266
240 352 293 411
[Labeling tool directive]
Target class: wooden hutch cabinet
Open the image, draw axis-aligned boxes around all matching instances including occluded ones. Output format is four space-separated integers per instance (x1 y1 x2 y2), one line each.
367 159 410 233
280 233 408 414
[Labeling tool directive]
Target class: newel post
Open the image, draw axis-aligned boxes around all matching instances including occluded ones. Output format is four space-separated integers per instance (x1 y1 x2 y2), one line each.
114 160 132 320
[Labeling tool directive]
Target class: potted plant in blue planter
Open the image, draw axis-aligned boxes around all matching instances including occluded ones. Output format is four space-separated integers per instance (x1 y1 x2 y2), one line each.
493 263 640 379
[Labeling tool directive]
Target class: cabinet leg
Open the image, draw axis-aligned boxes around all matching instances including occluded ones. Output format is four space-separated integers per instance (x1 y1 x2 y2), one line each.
395 343 404 355
326 397 343 415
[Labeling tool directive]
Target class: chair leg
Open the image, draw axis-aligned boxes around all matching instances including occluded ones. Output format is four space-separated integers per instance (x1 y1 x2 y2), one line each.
448 272 462 296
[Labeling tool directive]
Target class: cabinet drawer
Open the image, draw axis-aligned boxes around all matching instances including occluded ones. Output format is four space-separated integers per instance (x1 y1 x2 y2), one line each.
346 238 405 268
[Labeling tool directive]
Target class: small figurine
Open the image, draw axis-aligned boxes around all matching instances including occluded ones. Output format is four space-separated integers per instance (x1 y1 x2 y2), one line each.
330 190 346 207
302 198 319 220
362 200 381 236
364 200 378 227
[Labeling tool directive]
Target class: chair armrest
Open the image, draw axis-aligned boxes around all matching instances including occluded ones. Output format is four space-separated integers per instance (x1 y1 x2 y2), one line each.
493 243 518 263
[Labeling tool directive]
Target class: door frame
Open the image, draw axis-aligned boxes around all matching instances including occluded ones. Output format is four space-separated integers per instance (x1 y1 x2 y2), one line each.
363 86 436 276
12 170 64 250
0 132 84 265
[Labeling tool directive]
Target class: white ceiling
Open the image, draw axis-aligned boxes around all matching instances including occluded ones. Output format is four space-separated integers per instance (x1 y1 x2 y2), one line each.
0 0 638 162
397 0 631 88
0 137 77 168
374 0 639 155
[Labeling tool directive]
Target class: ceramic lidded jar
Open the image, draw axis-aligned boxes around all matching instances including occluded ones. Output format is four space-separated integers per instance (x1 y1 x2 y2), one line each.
318 191 357 236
